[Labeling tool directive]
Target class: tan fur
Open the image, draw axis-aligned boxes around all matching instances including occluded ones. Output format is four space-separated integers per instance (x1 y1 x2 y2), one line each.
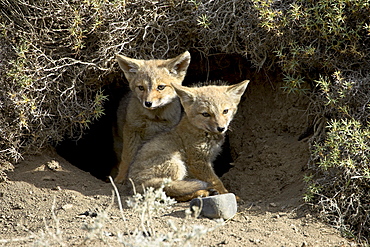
128 80 250 201
113 51 191 183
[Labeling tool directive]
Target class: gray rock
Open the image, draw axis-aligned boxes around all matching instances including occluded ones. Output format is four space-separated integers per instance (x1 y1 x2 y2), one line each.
189 193 237 220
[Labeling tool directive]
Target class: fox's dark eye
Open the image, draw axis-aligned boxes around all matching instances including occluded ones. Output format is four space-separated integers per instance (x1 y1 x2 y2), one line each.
157 85 166 90
223 109 229 114
202 112 210 117
138 86 144 91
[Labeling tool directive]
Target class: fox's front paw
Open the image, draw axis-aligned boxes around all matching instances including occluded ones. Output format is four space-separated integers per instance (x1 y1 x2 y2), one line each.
208 188 219 196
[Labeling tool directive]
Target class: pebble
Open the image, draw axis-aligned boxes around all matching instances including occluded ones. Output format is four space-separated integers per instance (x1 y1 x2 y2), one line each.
62 204 74 210
189 193 237 220
46 160 61 171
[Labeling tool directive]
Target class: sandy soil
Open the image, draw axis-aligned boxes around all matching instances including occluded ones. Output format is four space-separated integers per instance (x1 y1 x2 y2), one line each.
0 151 352 246
0 79 355 246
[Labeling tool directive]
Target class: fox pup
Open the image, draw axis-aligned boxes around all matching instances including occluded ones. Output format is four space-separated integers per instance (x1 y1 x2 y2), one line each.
128 80 250 201
113 51 191 183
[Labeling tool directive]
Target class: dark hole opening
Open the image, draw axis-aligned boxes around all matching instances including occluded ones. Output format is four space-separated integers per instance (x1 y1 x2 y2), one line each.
56 51 254 180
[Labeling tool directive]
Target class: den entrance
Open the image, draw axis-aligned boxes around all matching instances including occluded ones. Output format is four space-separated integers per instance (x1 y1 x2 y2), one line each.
56 52 310 204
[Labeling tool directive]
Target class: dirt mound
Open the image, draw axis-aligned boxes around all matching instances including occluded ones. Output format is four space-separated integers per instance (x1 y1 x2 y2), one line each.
224 73 310 207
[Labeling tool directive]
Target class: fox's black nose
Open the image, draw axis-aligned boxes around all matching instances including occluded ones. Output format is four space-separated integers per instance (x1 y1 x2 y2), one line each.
217 127 225 133
145 101 152 107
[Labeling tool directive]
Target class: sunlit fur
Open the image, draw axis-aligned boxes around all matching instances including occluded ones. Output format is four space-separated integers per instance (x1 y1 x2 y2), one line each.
113 51 191 183
128 80 249 201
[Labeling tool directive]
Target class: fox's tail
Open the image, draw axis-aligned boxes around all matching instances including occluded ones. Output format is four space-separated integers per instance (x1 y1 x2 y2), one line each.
139 178 212 202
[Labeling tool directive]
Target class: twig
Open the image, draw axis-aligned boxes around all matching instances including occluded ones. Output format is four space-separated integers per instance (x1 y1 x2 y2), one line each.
108 176 126 221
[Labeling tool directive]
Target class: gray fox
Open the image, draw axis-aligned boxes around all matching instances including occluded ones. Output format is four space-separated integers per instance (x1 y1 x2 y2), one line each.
128 80 250 201
113 51 191 183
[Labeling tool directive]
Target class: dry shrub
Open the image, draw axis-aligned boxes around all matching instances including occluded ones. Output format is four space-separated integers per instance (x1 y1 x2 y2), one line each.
1 0 109 162
0 0 267 163
252 0 370 241
309 118 370 240
306 72 370 242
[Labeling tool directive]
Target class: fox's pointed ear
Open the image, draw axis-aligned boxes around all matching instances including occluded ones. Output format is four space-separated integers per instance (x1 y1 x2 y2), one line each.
172 83 195 105
167 51 191 79
116 54 142 81
227 80 250 101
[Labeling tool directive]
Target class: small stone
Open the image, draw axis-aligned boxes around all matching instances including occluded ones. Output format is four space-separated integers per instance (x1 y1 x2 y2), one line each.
249 238 260 243
78 211 98 218
189 193 237 220
52 186 62 191
12 203 24 210
42 176 55 181
46 160 61 171
269 202 277 207
62 204 73 210
103 231 114 237
218 240 228 245
273 214 280 219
